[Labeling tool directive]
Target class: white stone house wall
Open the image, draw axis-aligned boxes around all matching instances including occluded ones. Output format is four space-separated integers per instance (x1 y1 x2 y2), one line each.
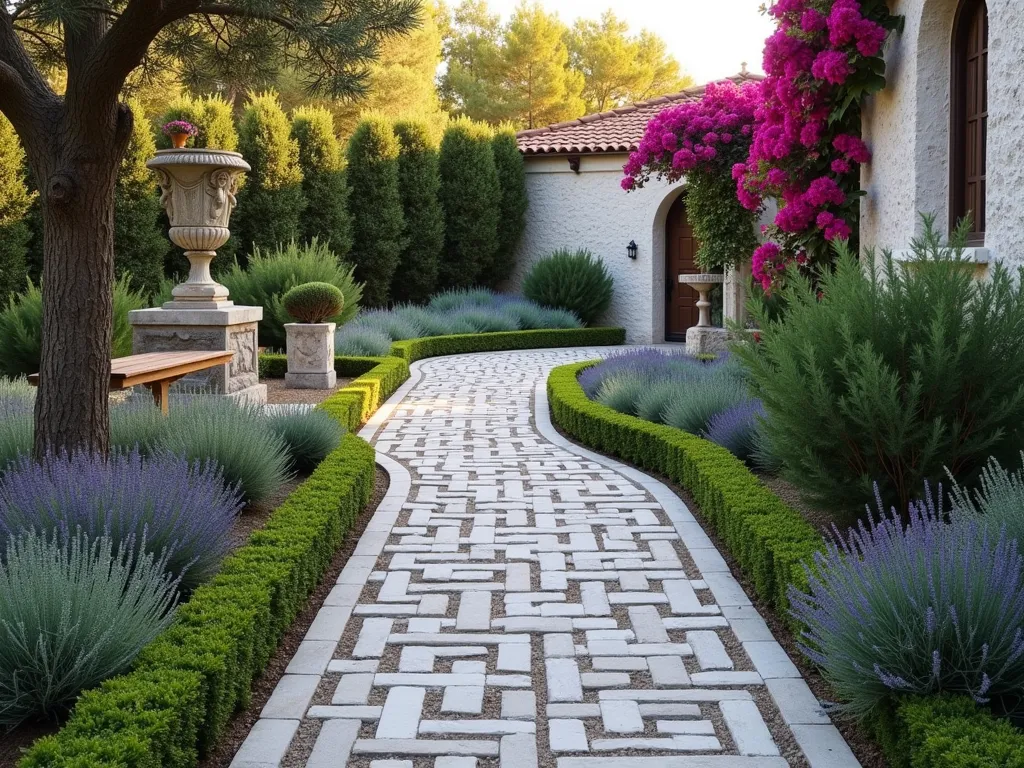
861 0 1024 265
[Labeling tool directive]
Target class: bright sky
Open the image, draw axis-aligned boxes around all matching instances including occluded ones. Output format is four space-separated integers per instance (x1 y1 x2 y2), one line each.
486 0 774 85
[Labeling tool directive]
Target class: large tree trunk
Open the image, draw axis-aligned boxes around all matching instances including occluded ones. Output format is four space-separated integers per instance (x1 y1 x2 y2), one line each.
30 101 128 457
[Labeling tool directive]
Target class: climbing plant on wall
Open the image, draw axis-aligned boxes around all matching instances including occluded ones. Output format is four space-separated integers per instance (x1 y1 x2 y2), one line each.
622 80 761 272
736 0 902 290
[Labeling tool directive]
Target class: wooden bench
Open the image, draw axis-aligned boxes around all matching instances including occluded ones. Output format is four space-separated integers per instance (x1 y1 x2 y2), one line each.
29 350 236 415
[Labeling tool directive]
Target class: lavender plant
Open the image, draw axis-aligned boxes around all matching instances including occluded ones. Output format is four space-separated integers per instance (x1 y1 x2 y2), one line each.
334 325 393 357
790 492 1024 719
704 400 766 464
0 450 242 590
109 396 169 455
266 408 343 473
0 378 33 471
158 398 290 505
0 531 178 726
948 453 1024 549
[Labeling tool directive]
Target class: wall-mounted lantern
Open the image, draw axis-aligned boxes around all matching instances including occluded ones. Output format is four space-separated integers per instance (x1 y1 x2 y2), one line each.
627 240 638 260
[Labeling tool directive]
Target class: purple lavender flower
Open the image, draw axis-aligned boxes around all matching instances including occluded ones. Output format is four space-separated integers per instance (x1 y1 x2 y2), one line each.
703 399 765 462
790 493 1024 717
0 450 243 591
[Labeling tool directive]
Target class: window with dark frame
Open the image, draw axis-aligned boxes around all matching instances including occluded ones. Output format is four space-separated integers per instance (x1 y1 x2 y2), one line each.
951 0 988 245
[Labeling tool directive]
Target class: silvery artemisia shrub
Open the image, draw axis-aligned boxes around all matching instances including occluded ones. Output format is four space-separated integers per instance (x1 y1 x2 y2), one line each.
790 488 1024 720
0 531 178 726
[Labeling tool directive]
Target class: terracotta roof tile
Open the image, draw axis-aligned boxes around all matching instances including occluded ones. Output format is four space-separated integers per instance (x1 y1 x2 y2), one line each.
516 72 763 156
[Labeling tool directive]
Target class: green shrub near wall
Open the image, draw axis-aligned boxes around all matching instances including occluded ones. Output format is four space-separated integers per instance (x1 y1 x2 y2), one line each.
346 115 405 308
18 356 407 767
390 327 626 364
490 125 528 288
548 360 1024 767
437 117 500 290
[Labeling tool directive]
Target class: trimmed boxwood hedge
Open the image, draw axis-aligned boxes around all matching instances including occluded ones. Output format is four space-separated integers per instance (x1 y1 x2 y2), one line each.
548 361 820 615
18 357 406 767
258 353 384 380
548 361 1024 767
390 327 626 364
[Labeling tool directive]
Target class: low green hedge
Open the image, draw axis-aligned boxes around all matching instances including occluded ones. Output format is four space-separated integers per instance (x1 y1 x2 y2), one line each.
258 353 385 380
547 362 820 615
548 361 1024 767
19 362 394 767
390 327 626 363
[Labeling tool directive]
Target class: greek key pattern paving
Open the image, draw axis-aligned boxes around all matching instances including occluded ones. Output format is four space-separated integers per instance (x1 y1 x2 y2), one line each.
232 349 860 768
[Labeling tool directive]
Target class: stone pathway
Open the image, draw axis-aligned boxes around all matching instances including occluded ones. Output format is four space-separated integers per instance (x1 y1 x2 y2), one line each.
231 349 859 768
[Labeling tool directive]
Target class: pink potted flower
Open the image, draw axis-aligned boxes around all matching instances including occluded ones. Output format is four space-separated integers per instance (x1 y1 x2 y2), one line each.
161 120 198 149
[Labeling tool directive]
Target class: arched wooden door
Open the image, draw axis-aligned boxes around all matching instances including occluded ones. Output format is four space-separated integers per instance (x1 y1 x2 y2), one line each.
665 195 699 341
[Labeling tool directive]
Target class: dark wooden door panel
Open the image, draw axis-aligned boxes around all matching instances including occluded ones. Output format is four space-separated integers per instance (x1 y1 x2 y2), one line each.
665 195 699 340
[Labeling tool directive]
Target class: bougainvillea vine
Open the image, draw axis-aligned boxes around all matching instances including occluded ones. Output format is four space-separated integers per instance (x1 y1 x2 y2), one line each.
738 0 901 290
622 80 763 271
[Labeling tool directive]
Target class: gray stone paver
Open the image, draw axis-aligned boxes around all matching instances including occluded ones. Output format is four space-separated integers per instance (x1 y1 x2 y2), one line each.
232 348 858 767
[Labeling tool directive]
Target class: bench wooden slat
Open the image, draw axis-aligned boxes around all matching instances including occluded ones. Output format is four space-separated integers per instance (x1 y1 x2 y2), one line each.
28 351 235 390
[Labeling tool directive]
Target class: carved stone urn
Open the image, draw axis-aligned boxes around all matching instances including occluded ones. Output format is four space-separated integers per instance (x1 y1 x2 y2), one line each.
147 148 250 309
129 148 266 404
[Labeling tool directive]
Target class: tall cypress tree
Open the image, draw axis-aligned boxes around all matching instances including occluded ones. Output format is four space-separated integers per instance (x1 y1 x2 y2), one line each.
234 92 306 264
490 124 528 288
0 115 31 299
392 119 444 304
114 100 169 297
437 117 500 290
291 106 353 260
345 115 404 307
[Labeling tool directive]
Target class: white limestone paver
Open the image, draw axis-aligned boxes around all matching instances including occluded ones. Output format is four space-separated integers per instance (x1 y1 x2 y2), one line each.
231 348 859 768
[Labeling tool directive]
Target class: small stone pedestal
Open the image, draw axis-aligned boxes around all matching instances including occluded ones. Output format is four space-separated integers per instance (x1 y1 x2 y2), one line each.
685 326 731 357
129 306 267 403
285 323 337 389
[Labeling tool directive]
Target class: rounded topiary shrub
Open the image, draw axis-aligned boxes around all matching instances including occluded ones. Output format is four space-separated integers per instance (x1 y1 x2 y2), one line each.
283 282 345 324
522 248 613 326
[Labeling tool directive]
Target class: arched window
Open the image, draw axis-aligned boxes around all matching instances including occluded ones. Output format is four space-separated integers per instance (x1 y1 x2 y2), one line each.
951 0 988 245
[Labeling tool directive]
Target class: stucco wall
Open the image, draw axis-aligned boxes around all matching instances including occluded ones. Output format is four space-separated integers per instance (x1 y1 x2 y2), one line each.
861 0 1024 265
508 153 680 344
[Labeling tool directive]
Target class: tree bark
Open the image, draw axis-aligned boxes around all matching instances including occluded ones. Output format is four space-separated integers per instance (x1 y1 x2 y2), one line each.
29 99 129 457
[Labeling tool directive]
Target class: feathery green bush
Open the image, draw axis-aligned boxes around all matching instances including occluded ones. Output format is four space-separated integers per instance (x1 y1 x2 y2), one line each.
115 99 168 296
291 106 352 260
346 115 404 307
523 248 613 325
392 119 443 304
283 281 345 324
220 240 361 350
233 92 305 263
437 117 500 290
736 218 1024 517
491 125 528 288
0 531 177 727
0 114 32 299
266 409 343 473
0 275 146 378
158 399 291 504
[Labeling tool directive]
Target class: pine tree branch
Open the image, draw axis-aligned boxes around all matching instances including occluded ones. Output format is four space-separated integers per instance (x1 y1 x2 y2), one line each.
194 4 296 31
0 5 54 128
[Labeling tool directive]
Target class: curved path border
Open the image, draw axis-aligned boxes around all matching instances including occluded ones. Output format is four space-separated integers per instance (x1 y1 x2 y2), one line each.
231 348 859 768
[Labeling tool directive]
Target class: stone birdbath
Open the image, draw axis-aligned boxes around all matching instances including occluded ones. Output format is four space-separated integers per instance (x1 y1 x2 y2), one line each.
146 148 250 309
678 273 724 327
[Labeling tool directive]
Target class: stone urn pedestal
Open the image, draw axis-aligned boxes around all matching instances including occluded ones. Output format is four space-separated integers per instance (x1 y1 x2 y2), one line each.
129 148 266 403
285 323 337 389
679 273 729 357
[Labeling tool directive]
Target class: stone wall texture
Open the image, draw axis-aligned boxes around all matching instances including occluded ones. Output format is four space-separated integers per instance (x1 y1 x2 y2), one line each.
861 0 1024 265
509 154 678 344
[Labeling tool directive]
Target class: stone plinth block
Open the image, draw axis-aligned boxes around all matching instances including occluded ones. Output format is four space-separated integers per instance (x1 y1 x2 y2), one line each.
686 326 730 357
129 304 267 404
285 323 337 390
